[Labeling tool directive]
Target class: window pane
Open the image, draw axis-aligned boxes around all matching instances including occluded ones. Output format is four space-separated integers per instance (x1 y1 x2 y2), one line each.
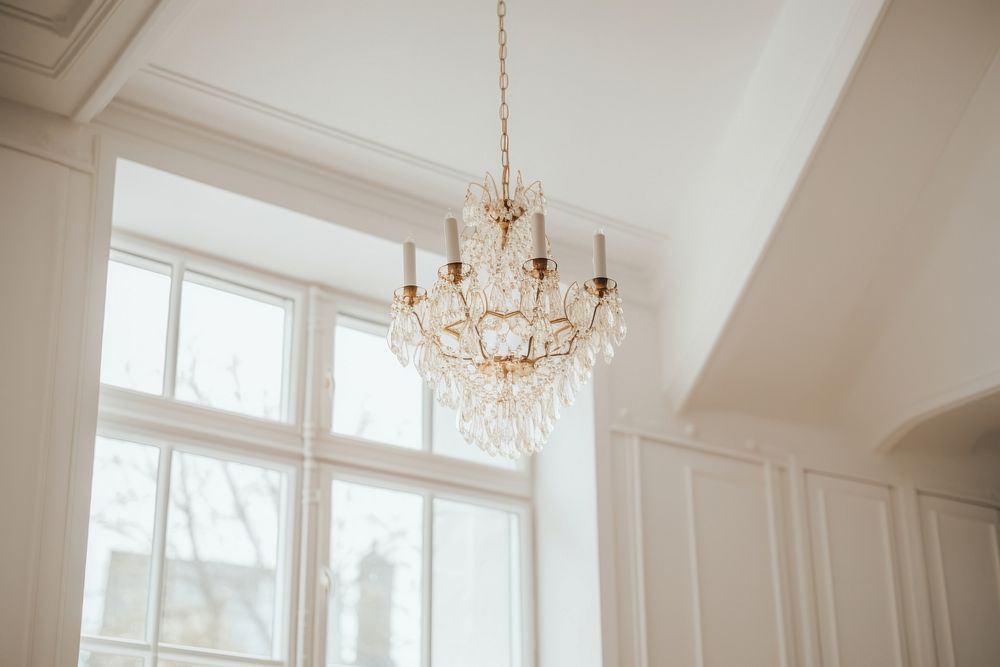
433 500 520 667
81 437 159 640
160 451 286 657
100 258 171 394
333 322 422 449
432 404 518 470
175 276 287 420
328 481 423 667
78 650 144 667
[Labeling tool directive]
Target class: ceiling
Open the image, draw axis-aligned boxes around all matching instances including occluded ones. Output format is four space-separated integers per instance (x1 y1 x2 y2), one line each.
3 0 1000 454
683 0 1000 450
893 389 1000 455
122 0 783 237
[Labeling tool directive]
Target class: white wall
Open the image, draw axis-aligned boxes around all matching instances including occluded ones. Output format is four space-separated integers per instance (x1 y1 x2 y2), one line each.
608 430 1000 667
0 101 109 667
535 385 603 667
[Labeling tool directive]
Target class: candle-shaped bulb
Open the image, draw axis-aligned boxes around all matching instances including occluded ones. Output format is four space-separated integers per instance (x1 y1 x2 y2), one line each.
531 212 547 260
444 216 461 264
402 239 416 286
593 229 607 278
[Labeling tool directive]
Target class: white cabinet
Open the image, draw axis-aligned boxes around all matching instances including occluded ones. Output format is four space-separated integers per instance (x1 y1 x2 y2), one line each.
616 438 796 666
920 494 1000 667
612 433 1000 667
806 474 910 667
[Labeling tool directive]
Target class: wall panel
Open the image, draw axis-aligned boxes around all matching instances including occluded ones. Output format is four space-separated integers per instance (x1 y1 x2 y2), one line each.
806 474 908 667
621 437 794 666
920 494 1000 667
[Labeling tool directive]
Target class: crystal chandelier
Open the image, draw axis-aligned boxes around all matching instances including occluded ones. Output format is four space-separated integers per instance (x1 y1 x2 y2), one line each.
388 0 626 458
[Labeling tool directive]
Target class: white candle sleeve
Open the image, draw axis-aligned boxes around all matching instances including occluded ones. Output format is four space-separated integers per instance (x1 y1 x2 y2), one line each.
444 216 461 264
593 229 607 278
532 212 547 259
403 239 417 286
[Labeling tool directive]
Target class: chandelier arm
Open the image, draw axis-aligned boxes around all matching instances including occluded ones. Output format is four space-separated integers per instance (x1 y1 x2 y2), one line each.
455 287 491 361
412 311 425 334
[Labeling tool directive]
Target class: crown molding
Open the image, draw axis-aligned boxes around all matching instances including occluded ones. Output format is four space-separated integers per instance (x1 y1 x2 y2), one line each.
95 99 658 307
0 0 121 77
0 0 93 37
137 64 665 245
116 64 665 283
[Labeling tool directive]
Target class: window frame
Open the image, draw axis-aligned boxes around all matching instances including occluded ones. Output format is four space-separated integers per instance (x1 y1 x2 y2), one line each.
79 425 299 667
107 234 303 425
329 308 528 474
90 230 536 667
316 465 535 667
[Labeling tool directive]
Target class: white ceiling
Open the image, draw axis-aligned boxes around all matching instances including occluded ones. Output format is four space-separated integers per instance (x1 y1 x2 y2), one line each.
124 0 782 236
684 0 1000 450
893 389 1000 455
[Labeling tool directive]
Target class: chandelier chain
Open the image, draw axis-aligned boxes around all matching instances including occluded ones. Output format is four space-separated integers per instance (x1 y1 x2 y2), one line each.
498 0 510 203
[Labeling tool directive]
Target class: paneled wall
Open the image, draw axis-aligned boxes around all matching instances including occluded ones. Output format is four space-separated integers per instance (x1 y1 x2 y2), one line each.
806 474 909 666
920 495 1000 667
0 105 108 667
609 432 1000 667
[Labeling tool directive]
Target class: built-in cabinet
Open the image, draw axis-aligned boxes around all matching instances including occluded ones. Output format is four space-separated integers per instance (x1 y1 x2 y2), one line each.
610 432 1000 667
920 495 1000 667
806 474 910 667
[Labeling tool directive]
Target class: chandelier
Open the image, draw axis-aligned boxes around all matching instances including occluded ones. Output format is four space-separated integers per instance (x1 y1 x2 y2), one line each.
388 0 626 458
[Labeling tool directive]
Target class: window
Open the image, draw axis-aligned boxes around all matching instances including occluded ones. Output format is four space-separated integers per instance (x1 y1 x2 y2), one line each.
325 478 525 667
332 316 518 470
99 250 293 422
100 256 171 394
332 318 423 449
81 437 159 641
175 274 289 419
432 499 521 667
326 481 423 666
80 436 292 664
85 229 532 667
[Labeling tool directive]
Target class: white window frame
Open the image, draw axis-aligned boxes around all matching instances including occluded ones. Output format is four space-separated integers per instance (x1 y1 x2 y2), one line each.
88 230 536 667
106 235 303 425
315 466 534 667
79 424 299 667
330 311 528 474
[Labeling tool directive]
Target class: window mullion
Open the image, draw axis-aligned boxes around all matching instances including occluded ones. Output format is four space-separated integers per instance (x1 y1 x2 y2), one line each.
147 444 174 663
162 259 185 398
422 387 434 452
422 491 434 667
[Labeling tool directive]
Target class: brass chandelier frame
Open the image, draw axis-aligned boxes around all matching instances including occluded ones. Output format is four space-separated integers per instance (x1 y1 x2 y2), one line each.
390 0 620 380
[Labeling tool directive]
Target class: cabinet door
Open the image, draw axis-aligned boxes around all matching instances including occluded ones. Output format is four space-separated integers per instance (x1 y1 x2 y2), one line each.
630 441 795 667
807 474 909 667
920 495 1000 667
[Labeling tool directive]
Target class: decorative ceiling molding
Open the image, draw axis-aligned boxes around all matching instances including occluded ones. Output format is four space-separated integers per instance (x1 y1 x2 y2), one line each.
0 0 121 77
134 64 667 248
95 98 656 308
0 0 94 37
867 369 1000 455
